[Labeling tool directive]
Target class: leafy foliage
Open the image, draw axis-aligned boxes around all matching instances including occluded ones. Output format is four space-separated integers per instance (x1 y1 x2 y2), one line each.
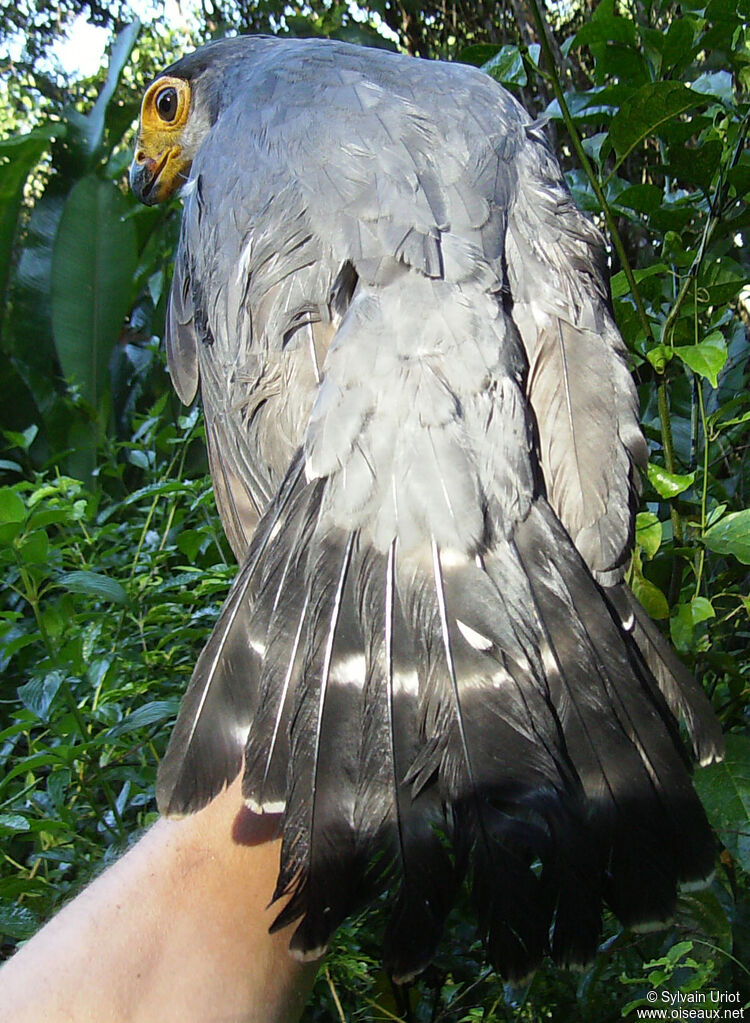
0 1 748 1020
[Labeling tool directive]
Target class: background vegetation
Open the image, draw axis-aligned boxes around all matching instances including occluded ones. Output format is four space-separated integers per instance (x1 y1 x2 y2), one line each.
1 1 748 1019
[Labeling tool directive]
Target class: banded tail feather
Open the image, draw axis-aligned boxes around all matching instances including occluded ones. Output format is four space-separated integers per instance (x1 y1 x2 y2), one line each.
157 463 719 980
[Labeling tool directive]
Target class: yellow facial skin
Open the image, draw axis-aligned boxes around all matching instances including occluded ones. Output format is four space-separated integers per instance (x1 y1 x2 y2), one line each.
130 76 193 205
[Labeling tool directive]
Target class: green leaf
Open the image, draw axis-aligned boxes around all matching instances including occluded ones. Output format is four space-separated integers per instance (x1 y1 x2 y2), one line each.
177 528 207 562
690 70 734 106
105 699 177 738
459 43 503 67
702 510 750 565
0 127 55 321
665 138 722 193
0 813 31 835
613 183 663 213
483 45 528 86
573 0 638 47
635 512 662 559
58 569 128 604
0 901 39 940
0 487 26 524
694 734 750 872
17 529 49 565
673 334 727 387
611 263 669 300
660 16 699 73
51 176 138 410
631 568 670 620
670 597 715 654
609 82 705 162
647 463 695 498
17 670 65 722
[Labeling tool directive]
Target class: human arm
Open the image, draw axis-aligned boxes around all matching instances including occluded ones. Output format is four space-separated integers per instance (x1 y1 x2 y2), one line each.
0 778 318 1023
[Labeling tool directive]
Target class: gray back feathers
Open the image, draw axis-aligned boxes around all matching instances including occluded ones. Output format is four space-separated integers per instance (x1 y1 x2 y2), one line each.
153 36 722 980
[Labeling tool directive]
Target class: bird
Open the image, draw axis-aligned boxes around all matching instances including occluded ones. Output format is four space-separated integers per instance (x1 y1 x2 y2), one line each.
130 34 724 982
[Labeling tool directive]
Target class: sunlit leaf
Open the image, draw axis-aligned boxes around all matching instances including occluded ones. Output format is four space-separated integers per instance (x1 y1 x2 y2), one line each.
702 510 750 565
647 463 695 498
635 512 662 559
631 570 670 620
609 82 705 161
673 333 727 387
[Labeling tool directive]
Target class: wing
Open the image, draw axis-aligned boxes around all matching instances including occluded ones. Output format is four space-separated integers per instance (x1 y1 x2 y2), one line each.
506 123 648 587
157 39 722 981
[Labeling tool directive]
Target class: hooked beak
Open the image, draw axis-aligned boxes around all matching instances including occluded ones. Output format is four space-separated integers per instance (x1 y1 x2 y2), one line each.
130 146 189 206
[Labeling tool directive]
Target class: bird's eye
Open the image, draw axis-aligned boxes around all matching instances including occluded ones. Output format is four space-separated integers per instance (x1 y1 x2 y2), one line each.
156 86 179 122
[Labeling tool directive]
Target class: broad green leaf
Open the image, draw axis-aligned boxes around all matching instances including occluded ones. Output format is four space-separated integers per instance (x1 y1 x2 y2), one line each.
459 43 502 66
105 699 178 738
665 137 722 193
670 597 715 654
631 572 669 620
613 183 663 213
177 528 208 562
609 82 705 162
673 333 727 387
51 176 137 410
484 45 527 86
690 70 734 106
0 814 31 835
7 195 64 410
702 510 750 565
647 463 695 498
661 16 699 73
17 670 65 722
698 256 746 306
694 734 750 872
0 901 39 940
635 512 662 559
58 569 128 604
0 487 26 524
611 263 669 300
0 127 55 325
573 0 638 47
17 529 49 565
690 597 716 624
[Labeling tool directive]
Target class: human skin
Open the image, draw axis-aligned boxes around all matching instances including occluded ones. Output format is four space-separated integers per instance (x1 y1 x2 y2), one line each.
0 778 318 1023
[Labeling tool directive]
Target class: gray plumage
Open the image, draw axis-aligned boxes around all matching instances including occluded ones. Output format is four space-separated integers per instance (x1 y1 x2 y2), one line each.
131 35 723 980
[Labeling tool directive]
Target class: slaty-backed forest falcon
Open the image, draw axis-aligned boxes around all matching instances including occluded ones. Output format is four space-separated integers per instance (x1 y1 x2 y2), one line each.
130 35 723 981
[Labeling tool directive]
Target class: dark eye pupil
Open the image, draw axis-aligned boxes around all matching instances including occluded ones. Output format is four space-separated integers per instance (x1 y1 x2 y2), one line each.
156 87 178 121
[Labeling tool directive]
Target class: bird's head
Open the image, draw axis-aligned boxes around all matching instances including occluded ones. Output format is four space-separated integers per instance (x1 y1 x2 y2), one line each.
130 36 291 206
130 40 241 205
130 74 197 205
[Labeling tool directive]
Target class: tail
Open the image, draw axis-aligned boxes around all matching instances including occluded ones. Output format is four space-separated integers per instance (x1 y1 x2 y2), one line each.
157 458 721 981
